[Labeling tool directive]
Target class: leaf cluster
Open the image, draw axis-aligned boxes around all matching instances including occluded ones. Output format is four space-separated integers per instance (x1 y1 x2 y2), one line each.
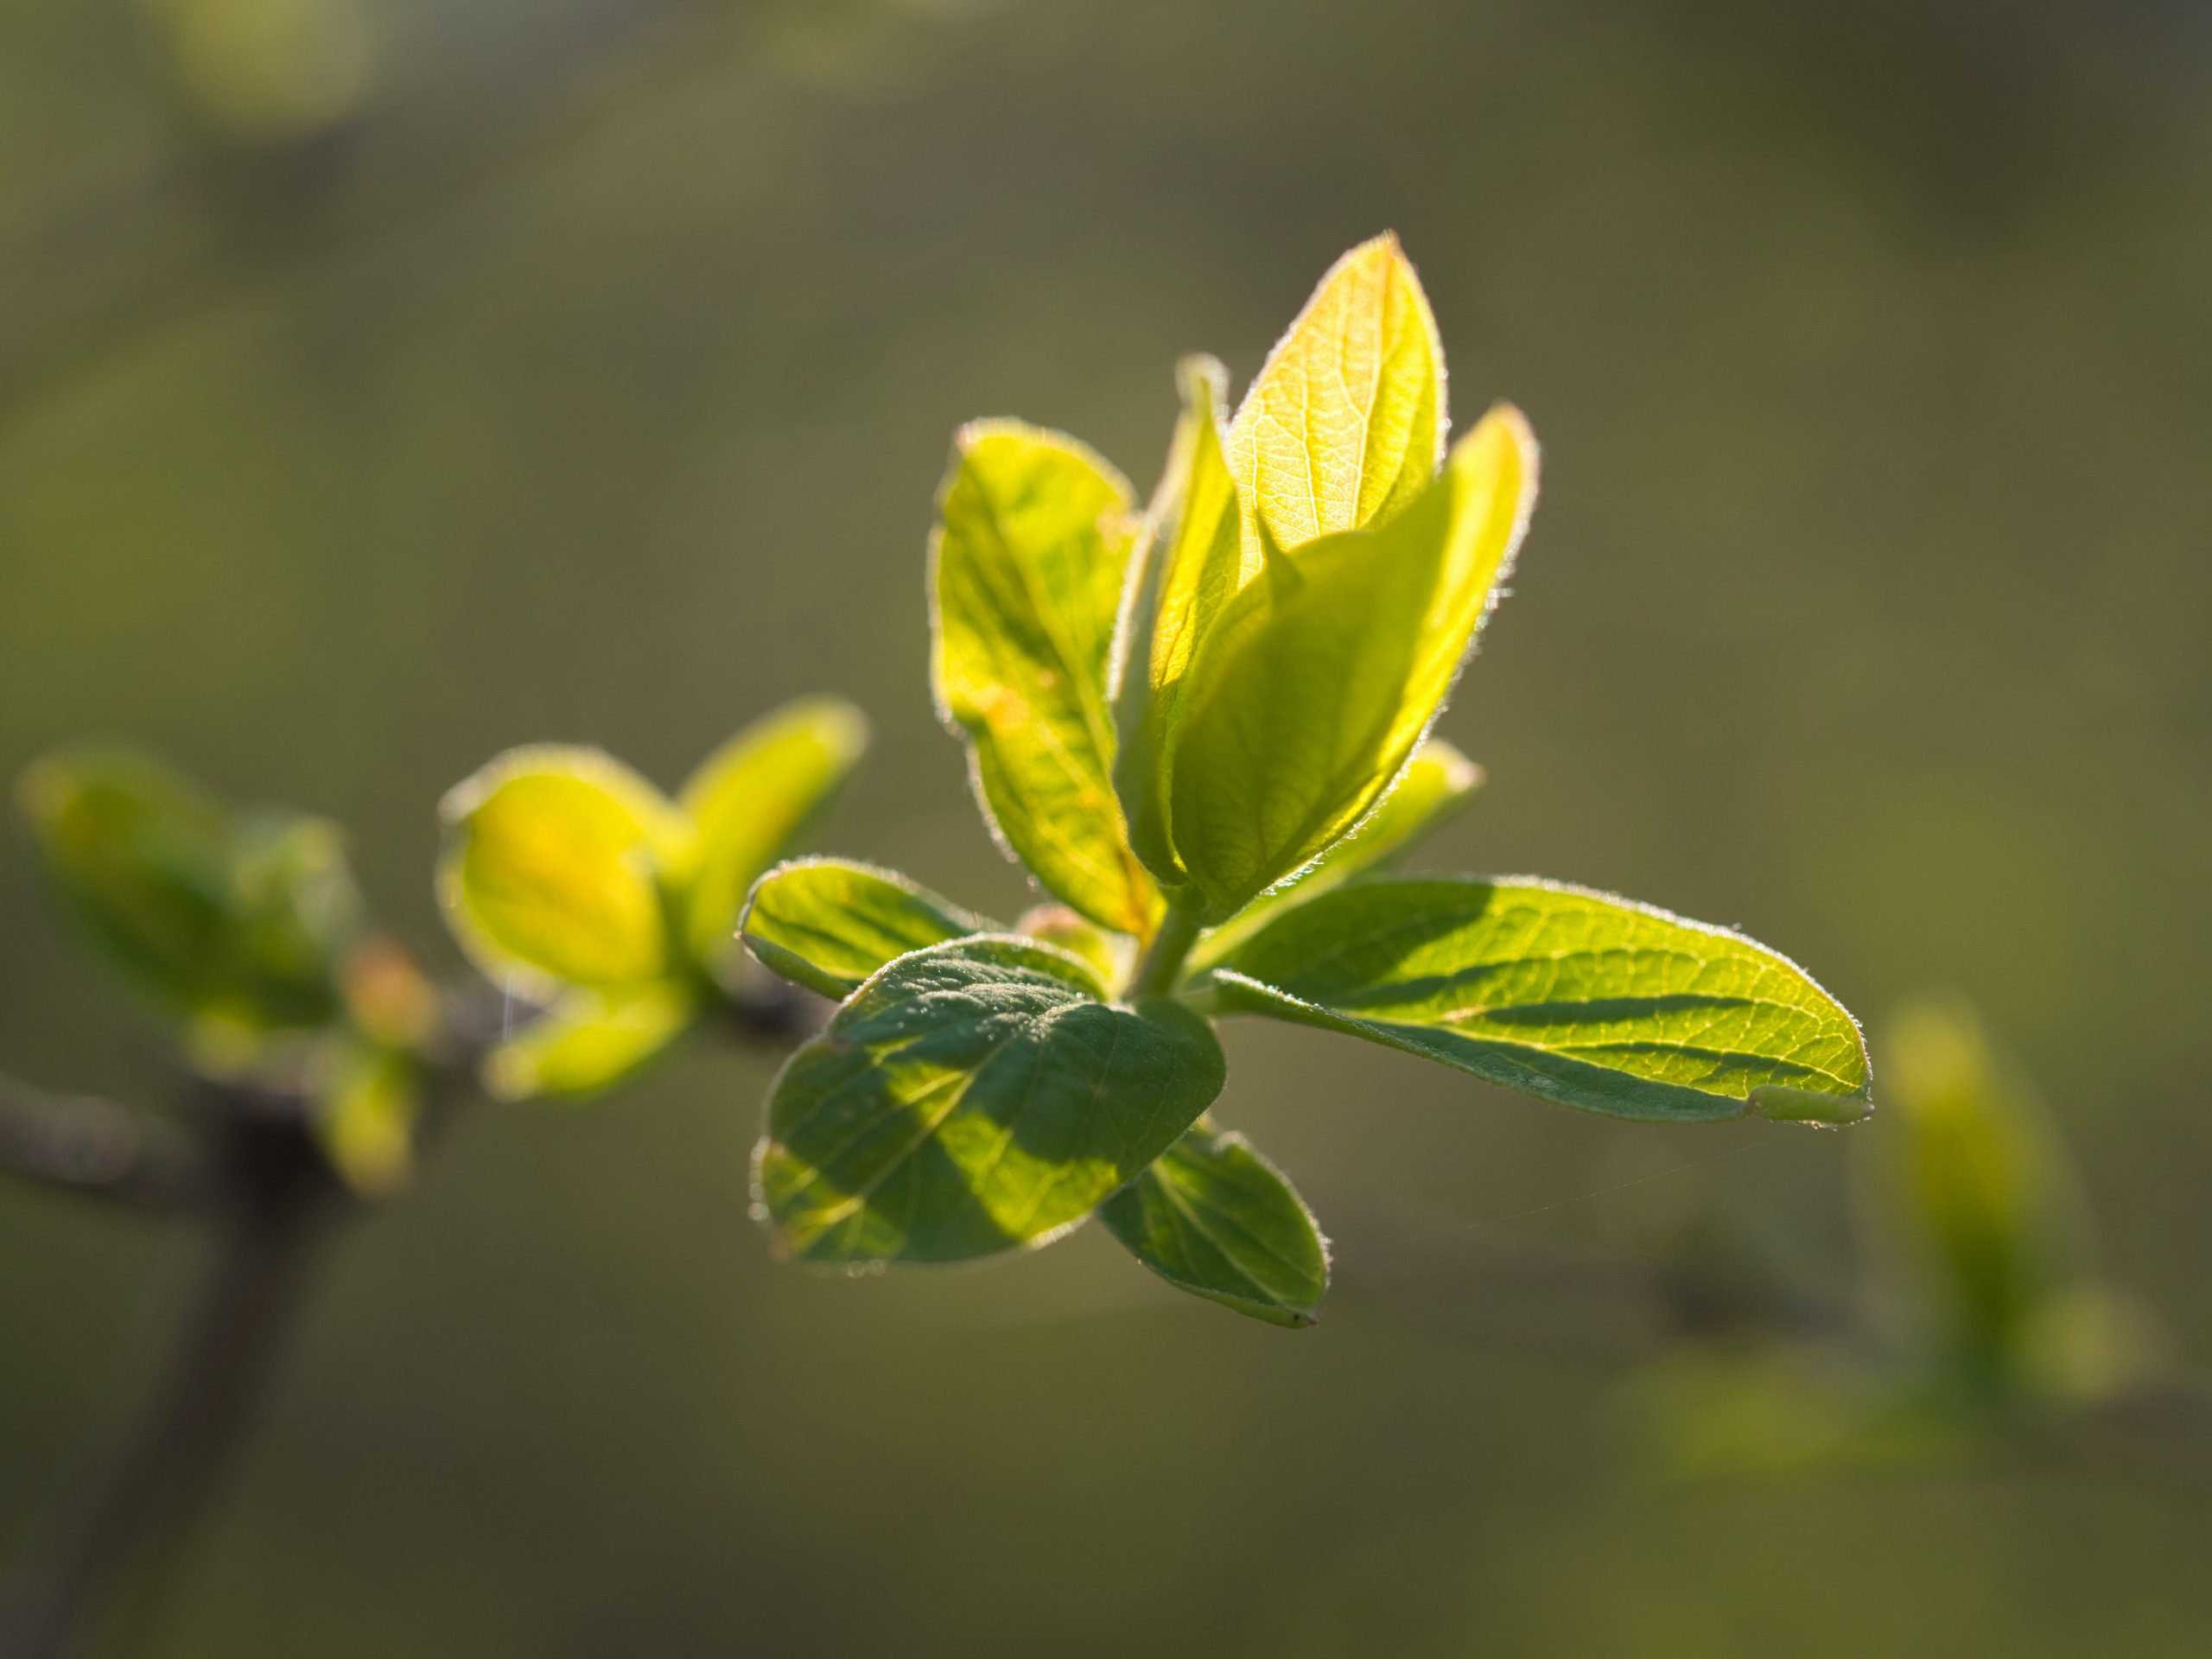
736 237 1872 1325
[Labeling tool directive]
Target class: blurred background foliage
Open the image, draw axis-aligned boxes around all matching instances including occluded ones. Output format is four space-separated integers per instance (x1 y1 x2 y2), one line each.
3 0 2209 1653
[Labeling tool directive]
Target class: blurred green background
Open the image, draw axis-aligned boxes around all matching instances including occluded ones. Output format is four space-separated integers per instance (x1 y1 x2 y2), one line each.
4 0 2210 1652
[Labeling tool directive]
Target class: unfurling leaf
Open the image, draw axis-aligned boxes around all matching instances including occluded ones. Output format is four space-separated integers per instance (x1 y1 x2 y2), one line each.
679 696 869 982
1163 408 1536 918
1187 735 1481 973
931 423 1160 935
1227 232 1446 560
1116 355 1245 891
18 747 362 1038
437 747 685 997
484 980 697 1101
741 858 990 998
1211 877 1869 1124
753 937 1224 1263
1101 1118 1329 1326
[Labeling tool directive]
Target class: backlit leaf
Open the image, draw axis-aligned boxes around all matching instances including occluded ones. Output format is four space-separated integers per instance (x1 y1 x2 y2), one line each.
1212 877 1870 1124
931 423 1160 935
1115 355 1245 891
483 979 697 1102
678 696 869 982
741 857 990 999
1186 735 1480 975
1100 1118 1329 1326
1165 408 1536 918
753 936 1224 1263
437 747 684 996
1227 232 1445 561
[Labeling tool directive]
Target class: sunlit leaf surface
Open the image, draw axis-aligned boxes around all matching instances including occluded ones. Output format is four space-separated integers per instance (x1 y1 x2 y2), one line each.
742 857 991 998
755 937 1224 1263
931 423 1160 934
678 696 869 981
437 747 685 995
1213 877 1869 1123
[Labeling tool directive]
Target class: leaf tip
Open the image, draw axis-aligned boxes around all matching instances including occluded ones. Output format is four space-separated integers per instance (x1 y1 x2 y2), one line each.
1749 1084 1874 1129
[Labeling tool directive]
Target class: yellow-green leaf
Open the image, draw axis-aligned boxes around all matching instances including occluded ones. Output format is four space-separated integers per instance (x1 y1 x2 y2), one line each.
677 696 869 982
1186 735 1481 974
1165 407 1537 918
1227 232 1446 561
1100 1118 1330 1327
1212 876 1871 1124
437 747 685 996
483 980 697 1102
315 1043 420 1197
931 422 1160 935
741 857 991 999
1115 355 1246 893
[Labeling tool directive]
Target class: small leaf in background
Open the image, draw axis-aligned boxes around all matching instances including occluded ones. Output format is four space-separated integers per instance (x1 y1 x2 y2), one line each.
1164 409 1536 917
1212 877 1869 1124
677 696 869 983
437 747 685 997
18 747 361 1040
1227 232 1446 560
1872 999 2163 1401
741 858 991 998
314 1043 420 1198
753 937 1224 1263
931 422 1160 936
484 980 697 1102
1187 735 1481 973
1011 904 1133 994
1100 1118 1329 1327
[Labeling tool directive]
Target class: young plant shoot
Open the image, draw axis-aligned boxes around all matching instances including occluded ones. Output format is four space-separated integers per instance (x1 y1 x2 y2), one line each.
740 236 1872 1326
435 696 868 1102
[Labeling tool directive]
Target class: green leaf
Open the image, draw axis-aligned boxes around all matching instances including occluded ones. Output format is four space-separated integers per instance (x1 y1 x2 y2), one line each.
1163 408 1537 918
1211 877 1870 1124
1187 736 1480 975
677 696 869 982
315 1043 420 1197
17 747 361 1036
741 858 992 999
931 422 1161 936
753 936 1225 1263
1115 355 1246 892
1879 1001 2075 1370
483 980 697 1102
1100 1118 1330 1327
437 747 685 996
1226 232 1446 560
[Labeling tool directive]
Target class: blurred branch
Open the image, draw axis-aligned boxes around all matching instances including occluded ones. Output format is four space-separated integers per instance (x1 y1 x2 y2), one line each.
0 1113 342 1659
0 1077 211 1214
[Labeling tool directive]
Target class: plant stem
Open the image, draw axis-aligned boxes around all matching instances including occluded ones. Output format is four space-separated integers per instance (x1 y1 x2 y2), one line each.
0 1123 343 1659
1130 903 1205 1000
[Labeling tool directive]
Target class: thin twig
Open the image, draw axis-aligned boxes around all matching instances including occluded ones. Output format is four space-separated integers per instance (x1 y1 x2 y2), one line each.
0 1077 211 1215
